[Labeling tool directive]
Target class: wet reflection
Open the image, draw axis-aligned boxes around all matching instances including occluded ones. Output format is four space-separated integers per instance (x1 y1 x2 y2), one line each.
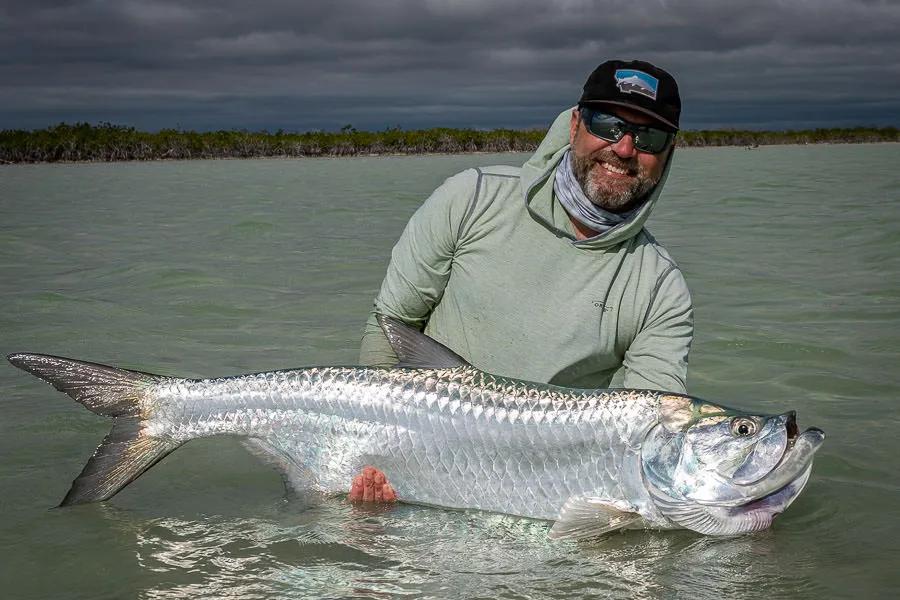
94 498 827 600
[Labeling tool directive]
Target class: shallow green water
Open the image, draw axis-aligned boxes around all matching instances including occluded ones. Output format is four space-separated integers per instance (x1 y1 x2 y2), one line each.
1 146 898 599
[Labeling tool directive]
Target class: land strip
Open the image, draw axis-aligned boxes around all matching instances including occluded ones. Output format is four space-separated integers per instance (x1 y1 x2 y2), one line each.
1 123 897 163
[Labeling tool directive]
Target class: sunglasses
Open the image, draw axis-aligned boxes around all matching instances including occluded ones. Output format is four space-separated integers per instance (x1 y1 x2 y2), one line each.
579 107 674 154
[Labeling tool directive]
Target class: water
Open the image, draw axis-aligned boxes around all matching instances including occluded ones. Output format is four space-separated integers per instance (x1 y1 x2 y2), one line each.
1 146 898 599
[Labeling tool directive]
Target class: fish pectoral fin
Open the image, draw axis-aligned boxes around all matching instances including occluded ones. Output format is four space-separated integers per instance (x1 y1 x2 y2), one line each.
548 496 641 540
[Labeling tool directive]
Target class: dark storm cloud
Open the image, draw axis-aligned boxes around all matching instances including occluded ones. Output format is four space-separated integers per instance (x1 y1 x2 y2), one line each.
2 0 898 130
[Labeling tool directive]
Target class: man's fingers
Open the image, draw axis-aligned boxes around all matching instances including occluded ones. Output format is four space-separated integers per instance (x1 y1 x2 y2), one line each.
348 466 397 503
383 484 397 502
349 475 365 501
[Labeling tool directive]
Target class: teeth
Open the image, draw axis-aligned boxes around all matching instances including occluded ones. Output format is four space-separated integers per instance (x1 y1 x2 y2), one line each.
601 162 628 175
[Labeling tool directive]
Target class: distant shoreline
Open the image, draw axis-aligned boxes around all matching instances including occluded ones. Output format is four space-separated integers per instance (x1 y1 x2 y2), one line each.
4 142 900 168
1 122 897 164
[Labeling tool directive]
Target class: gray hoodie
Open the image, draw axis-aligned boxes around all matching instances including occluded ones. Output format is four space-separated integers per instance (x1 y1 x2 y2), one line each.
359 108 692 392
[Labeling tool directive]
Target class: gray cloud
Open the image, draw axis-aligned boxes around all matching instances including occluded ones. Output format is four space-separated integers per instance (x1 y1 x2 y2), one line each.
2 0 898 131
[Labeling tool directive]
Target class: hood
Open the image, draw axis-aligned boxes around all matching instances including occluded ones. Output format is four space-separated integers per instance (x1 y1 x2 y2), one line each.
520 108 674 249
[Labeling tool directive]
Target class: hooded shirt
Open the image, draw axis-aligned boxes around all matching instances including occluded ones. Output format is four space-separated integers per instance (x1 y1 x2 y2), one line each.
359 108 692 392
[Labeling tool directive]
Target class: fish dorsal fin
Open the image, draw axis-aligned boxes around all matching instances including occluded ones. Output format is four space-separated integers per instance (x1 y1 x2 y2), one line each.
548 495 641 540
377 314 471 369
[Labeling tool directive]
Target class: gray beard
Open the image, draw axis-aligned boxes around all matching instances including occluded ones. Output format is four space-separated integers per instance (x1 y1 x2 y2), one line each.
554 151 640 235
570 149 658 213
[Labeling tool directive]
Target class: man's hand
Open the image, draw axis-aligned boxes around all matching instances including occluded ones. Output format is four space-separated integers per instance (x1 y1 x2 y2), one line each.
349 465 397 503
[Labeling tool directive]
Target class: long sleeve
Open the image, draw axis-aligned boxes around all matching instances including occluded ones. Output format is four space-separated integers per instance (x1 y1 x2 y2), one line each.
621 267 693 393
359 169 478 366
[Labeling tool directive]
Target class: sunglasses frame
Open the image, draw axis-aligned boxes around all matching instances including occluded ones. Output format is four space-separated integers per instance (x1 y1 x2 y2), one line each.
579 107 675 154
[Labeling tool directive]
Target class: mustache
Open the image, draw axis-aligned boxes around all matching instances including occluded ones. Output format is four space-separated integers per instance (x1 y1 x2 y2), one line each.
592 150 639 174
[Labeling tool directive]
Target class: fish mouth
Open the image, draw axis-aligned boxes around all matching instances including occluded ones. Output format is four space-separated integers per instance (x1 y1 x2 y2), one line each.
775 412 821 471
733 461 814 519
786 411 800 445
769 411 801 471
689 420 825 508
731 425 825 505
701 459 817 534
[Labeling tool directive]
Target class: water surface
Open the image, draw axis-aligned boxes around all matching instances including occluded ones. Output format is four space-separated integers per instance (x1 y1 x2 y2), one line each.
2 145 898 599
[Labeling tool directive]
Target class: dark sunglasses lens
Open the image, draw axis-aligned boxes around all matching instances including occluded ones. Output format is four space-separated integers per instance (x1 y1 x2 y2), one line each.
585 110 671 153
587 112 624 143
635 129 672 153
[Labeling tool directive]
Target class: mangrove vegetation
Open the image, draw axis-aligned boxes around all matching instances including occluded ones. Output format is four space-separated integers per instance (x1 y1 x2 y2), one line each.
1 122 897 163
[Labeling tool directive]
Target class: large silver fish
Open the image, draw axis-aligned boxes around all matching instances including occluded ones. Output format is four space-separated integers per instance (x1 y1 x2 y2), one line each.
8 316 824 539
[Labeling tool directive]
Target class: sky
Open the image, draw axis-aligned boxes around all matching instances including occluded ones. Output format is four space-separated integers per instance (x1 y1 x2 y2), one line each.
2 0 898 132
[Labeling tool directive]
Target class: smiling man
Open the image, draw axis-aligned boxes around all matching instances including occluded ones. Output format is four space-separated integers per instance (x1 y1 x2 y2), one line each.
353 60 691 502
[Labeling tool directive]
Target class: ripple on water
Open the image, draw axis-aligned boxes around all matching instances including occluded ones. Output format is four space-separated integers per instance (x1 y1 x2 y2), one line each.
227 220 277 235
74 497 852 600
144 267 230 290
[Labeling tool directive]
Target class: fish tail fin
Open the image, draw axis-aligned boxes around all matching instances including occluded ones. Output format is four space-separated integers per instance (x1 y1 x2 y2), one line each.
7 352 181 506
60 417 180 506
7 352 160 417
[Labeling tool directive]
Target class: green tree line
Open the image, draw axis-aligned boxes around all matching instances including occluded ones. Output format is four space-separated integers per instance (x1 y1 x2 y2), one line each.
0 122 897 163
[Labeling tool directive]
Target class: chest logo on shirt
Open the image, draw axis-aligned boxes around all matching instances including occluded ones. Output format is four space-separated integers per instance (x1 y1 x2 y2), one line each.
593 301 612 312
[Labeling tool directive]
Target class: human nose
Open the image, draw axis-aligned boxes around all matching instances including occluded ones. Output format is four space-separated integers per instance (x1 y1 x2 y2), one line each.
610 132 638 158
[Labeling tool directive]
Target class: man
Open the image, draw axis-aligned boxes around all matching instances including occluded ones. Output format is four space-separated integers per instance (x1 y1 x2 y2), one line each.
350 60 692 503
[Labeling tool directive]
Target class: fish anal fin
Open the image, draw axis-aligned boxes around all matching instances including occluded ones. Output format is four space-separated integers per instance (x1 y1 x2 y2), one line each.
241 438 321 503
377 315 471 369
549 495 641 540
61 418 180 506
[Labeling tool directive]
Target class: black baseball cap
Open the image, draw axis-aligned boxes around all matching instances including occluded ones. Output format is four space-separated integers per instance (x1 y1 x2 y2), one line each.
579 59 681 131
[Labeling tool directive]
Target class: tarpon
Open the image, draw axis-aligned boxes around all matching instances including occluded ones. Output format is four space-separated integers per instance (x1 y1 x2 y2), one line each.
7 316 824 539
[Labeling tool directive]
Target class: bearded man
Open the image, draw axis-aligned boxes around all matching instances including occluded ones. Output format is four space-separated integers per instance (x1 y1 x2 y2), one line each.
353 60 691 502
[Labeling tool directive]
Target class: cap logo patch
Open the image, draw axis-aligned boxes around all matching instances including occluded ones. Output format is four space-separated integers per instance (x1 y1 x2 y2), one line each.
615 69 659 100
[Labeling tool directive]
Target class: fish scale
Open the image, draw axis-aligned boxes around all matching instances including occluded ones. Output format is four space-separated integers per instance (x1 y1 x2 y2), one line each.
141 365 662 520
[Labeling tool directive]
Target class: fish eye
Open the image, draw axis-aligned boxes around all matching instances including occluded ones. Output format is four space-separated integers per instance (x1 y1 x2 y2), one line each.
730 417 758 437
